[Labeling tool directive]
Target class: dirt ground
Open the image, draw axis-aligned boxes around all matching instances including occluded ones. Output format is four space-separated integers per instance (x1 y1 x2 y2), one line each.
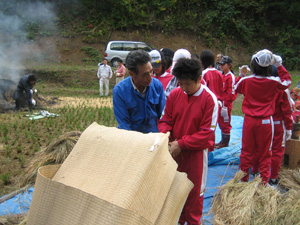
50 96 113 108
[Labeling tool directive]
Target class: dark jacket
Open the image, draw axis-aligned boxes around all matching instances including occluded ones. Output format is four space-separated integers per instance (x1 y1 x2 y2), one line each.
17 74 35 100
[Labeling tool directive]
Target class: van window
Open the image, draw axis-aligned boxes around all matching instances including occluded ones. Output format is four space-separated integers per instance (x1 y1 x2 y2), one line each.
123 43 135 51
137 43 151 52
111 43 123 50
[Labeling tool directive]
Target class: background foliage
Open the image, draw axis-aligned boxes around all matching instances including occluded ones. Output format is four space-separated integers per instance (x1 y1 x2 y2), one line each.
2 0 300 69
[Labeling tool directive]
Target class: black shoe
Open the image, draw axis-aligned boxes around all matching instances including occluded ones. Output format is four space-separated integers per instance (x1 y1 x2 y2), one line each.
250 171 260 177
215 134 230 149
268 178 278 185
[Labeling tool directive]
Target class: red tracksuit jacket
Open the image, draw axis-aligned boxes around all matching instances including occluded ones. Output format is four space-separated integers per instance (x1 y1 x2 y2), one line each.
222 71 236 109
235 66 292 117
202 67 223 101
153 72 174 90
273 89 293 130
158 85 218 151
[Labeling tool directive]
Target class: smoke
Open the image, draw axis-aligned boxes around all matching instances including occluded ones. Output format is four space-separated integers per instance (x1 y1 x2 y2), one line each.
0 0 57 83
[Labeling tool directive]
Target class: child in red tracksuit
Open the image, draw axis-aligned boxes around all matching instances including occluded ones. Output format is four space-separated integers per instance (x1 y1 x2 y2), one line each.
252 66 293 185
158 58 218 225
235 49 291 185
200 50 223 102
215 56 236 149
269 89 293 184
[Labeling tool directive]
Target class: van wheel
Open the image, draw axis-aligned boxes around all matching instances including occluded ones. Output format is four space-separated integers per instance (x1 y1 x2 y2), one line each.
111 59 119 68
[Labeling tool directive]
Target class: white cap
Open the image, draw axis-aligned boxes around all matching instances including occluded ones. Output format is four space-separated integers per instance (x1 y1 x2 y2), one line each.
251 49 274 67
171 49 191 69
149 50 162 68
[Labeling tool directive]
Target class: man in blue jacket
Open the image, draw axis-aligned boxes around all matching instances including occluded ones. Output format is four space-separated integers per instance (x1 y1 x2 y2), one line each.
113 50 166 133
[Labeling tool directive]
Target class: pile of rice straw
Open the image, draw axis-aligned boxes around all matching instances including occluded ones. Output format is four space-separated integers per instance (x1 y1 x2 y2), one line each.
278 168 300 192
21 131 81 186
0 214 26 225
209 169 300 225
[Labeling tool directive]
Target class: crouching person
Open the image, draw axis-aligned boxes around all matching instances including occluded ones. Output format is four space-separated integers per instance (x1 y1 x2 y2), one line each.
15 74 37 110
158 58 218 225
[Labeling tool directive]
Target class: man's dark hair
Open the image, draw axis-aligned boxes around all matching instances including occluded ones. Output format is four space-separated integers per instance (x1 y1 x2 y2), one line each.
28 74 36 82
251 59 272 77
117 59 123 63
126 50 151 74
200 50 215 69
172 58 202 82
161 48 174 69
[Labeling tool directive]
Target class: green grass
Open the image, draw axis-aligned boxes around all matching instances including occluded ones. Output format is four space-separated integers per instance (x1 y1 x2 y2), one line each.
1 173 11 185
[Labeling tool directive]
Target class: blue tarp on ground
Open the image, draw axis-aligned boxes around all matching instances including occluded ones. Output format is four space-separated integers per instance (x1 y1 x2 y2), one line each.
0 116 244 222
0 187 33 216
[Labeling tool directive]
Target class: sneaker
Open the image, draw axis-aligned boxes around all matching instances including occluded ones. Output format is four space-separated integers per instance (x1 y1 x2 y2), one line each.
268 178 278 185
250 171 260 177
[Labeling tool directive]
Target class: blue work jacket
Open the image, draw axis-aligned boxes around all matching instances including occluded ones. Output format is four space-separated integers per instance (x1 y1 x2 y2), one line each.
113 77 166 133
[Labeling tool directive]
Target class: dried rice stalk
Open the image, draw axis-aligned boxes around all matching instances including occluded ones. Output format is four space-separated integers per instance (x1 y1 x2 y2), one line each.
209 170 282 225
279 168 300 191
277 189 300 224
21 131 81 186
0 214 26 225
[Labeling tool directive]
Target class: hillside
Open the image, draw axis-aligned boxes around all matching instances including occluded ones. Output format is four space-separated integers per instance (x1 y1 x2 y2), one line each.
23 30 252 67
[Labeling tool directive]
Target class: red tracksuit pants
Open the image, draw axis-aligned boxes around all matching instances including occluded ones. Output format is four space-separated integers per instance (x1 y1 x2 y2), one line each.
240 115 273 184
218 106 232 135
270 121 285 179
252 120 285 180
177 149 208 225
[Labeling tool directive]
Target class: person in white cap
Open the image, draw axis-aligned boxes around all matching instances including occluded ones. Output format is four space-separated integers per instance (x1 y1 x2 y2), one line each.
164 49 191 97
149 49 173 90
97 58 112 96
234 49 292 185
250 66 293 185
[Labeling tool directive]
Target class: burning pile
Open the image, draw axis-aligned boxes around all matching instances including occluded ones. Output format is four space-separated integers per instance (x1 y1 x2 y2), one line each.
0 78 58 112
0 78 16 112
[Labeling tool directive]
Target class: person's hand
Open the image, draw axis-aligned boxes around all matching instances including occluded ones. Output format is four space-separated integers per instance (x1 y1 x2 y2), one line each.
218 100 223 108
169 140 182 158
273 54 282 67
30 98 36 106
286 130 292 141
239 65 250 77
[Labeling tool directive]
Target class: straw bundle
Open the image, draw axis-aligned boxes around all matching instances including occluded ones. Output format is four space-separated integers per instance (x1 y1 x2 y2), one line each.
209 170 282 225
0 214 26 225
278 168 300 191
21 131 81 186
277 189 300 224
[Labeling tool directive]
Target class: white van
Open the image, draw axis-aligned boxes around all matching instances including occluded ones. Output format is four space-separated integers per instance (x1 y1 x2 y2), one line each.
104 41 152 67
